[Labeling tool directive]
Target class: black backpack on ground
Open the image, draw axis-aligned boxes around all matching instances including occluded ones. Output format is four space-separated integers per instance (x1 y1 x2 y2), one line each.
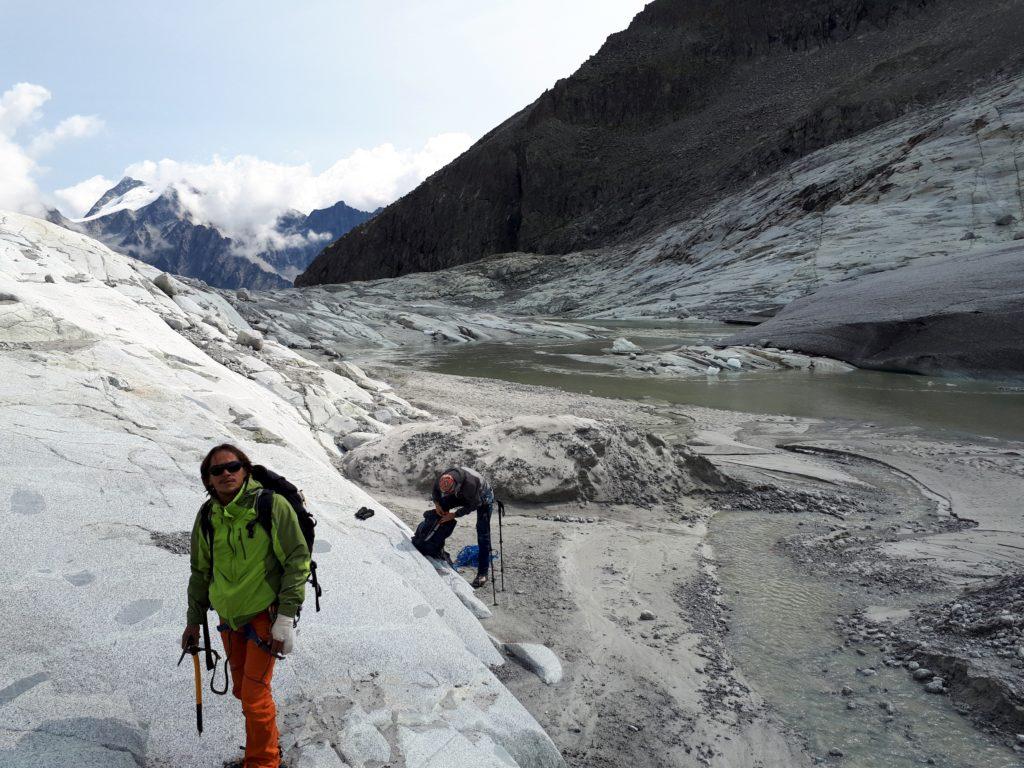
199 464 322 614
411 510 456 561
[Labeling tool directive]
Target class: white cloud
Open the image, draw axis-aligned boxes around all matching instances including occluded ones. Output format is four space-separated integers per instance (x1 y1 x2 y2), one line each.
0 83 50 138
30 114 105 157
2 78 469 233
120 131 473 246
0 83 51 212
54 174 115 218
0 82 105 215
0 136 41 213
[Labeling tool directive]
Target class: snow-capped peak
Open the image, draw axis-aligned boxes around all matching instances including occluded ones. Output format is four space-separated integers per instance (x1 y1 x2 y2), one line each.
75 177 160 222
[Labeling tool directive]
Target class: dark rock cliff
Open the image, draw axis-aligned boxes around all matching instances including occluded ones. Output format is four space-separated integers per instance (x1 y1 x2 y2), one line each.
297 0 1024 286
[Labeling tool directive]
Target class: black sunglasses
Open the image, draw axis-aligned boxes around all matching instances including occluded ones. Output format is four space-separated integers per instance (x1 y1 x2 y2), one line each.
209 460 244 477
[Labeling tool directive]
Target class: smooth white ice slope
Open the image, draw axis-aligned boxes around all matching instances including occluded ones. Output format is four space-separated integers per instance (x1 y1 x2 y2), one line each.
0 212 564 768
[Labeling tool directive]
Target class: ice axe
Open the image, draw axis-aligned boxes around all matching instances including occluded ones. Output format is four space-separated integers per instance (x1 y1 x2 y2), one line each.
177 644 205 734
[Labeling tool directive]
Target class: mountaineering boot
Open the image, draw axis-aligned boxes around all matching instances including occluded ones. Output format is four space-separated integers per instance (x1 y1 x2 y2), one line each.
471 573 488 589
223 742 287 767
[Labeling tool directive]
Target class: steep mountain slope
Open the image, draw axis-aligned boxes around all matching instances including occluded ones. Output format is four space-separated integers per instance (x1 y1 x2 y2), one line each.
263 200 377 281
0 211 564 768
297 0 1024 286
304 199 380 239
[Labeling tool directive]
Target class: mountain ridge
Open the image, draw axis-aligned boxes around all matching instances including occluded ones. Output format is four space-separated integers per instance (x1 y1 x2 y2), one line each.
56 178 375 290
296 0 1024 286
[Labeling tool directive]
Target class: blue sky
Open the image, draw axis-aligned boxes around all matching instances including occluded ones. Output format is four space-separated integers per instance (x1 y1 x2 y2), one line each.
1 1 648 221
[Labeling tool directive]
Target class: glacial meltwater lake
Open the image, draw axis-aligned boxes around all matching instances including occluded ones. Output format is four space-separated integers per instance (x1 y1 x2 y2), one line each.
386 320 1024 442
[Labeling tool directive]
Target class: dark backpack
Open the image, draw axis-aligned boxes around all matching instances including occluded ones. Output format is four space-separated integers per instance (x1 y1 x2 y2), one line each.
199 464 322 614
411 510 456 561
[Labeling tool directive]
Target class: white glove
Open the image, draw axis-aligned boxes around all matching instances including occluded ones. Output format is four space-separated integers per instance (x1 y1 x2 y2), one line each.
271 614 295 655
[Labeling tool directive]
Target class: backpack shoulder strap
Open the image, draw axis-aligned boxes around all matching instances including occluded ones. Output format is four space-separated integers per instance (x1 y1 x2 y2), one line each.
199 499 214 575
255 489 274 537
199 498 213 530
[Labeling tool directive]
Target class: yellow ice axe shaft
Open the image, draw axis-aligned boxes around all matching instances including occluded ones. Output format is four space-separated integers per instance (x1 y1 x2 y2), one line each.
191 651 204 734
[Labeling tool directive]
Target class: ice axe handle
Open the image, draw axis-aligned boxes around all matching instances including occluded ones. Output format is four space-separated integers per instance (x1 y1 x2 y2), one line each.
192 652 203 734
177 645 204 735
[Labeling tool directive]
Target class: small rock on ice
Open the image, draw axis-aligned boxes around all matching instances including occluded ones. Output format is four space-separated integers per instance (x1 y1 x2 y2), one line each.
153 272 178 297
237 329 264 351
609 337 643 354
340 432 380 451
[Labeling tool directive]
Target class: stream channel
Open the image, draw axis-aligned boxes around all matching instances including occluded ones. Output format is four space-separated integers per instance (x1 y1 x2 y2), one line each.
371 320 1024 766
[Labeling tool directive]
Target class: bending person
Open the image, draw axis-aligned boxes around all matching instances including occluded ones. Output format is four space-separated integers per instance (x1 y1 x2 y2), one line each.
432 466 495 588
181 443 310 768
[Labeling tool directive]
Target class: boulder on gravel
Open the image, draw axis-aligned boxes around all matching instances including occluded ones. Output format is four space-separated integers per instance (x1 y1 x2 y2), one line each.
341 415 730 504
504 643 563 685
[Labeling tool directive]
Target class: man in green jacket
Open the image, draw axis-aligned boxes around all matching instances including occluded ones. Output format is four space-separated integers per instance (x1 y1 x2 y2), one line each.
181 443 310 768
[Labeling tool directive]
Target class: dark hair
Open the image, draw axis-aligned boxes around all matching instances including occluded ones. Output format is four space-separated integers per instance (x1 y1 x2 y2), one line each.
200 443 253 493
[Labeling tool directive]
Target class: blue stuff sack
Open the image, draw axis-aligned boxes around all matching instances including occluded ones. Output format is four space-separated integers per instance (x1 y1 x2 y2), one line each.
454 545 480 568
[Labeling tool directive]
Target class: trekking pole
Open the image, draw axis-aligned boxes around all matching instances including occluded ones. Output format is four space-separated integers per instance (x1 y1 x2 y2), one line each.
497 500 507 592
490 549 498 607
177 645 204 735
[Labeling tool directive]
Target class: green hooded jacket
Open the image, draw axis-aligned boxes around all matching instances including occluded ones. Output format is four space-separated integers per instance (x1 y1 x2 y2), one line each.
186 477 310 629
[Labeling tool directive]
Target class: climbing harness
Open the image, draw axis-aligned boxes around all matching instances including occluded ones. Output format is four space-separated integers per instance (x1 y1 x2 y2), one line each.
217 621 287 661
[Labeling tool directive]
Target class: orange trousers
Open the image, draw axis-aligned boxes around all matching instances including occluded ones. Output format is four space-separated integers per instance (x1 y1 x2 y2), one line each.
220 611 280 768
